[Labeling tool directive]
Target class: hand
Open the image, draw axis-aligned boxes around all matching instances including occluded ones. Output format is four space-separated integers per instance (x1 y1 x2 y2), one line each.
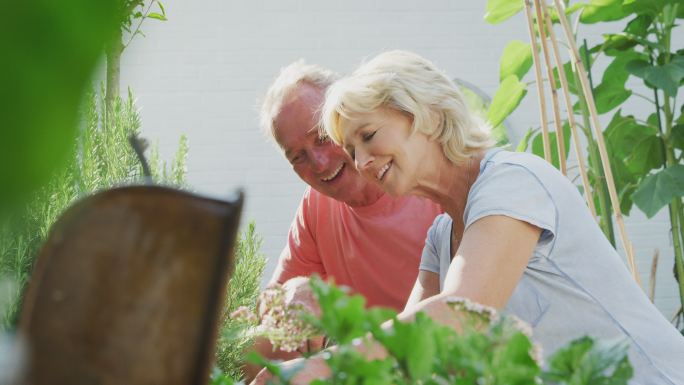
249 355 330 385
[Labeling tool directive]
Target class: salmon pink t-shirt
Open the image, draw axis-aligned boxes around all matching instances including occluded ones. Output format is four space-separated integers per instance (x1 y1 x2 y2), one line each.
271 187 443 310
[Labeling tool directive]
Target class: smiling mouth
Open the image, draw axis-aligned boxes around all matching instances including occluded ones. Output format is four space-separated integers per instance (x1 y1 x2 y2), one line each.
321 163 344 182
376 161 392 181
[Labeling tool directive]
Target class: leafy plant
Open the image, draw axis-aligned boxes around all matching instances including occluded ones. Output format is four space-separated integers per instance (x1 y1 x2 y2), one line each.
224 278 632 384
484 0 684 319
215 222 267 380
106 0 167 108
0 88 188 330
0 0 119 213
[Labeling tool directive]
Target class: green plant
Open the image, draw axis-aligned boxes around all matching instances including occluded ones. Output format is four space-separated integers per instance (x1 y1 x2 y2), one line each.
107 0 167 108
215 222 267 380
0 0 119 213
227 278 632 385
0 88 188 330
484 0 684 318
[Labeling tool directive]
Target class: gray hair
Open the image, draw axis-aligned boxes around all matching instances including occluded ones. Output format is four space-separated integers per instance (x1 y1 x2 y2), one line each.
259 59 339 142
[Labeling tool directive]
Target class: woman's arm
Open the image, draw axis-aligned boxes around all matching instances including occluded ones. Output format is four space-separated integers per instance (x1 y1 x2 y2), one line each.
399 214 541 326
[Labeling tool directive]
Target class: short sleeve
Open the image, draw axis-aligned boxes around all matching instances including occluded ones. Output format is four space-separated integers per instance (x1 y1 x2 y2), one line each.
419 214 449 274
270 190 326 284
465 162 557 258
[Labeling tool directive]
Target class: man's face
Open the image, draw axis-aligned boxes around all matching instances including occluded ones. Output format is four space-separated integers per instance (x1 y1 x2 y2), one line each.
273 83 374 205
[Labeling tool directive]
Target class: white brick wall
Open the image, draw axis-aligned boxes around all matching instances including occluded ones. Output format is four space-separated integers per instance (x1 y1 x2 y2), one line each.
120 0 681 317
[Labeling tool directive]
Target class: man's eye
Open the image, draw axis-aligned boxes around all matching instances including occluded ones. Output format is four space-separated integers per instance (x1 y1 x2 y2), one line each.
291 154 304 164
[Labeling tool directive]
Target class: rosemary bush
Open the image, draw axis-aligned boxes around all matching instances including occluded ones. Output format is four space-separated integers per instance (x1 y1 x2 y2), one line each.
0 87 188 330
215 222 267 380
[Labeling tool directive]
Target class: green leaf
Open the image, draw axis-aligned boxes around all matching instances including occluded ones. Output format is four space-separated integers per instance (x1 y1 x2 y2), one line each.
484 0 524 24
549 2 587 23
605 110 661 183
626 56 684 96
593 83 632 114
530 121 571 170
543 337 632 385
157 0 166 16
580 0 631 23
633 165 684 218
457 81 509 146
147 12 167 21
624 14 653 36
487 75 527 128
0 0 120 214
552 60 578 94
600 33 639 53
516 127 536 152
500 40 533 82
673 124 684 151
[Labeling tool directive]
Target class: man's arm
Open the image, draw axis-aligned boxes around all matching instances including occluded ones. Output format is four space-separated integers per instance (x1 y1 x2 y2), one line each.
403 270 440 311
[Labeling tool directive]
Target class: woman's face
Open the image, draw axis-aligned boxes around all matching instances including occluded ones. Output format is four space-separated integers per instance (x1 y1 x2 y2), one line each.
341 107 431 196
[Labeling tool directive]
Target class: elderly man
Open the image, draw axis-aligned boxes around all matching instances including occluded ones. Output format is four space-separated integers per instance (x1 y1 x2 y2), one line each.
260 60 442 310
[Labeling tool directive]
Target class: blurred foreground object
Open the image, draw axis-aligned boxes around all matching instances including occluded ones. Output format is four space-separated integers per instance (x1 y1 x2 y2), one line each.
0 0 118 214
17 186 243 385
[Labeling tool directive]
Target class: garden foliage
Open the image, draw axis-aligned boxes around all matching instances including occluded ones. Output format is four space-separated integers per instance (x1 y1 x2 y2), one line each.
215 278 632 385
485 0 684 324
0 88 188 330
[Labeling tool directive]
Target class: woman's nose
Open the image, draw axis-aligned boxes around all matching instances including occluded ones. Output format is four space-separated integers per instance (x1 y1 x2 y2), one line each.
354 149 374 171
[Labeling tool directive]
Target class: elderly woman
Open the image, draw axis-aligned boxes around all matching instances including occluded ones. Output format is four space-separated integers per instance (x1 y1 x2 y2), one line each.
251 51 684 385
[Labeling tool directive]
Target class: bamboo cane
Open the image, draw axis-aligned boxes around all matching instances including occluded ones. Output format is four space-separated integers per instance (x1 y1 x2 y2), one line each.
553 0 639 283
533 0 567 175
540 0 597 219
649 248 659 302
523 0 552 163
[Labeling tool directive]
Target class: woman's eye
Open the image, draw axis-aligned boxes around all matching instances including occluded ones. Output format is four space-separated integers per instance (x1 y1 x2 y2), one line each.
362 131 376 142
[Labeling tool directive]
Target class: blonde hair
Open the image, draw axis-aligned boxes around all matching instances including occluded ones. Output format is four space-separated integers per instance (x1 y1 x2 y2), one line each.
322 50 494 164
259 60 339 142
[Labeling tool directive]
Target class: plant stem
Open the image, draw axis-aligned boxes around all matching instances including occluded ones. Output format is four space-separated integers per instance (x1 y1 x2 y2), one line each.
658 18 684 312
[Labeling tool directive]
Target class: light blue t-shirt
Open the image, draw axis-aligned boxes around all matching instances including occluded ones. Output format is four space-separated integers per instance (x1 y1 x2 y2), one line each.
419 149 684 384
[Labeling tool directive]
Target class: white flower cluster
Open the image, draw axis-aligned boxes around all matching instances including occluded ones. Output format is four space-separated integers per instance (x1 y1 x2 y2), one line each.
231 284 318 352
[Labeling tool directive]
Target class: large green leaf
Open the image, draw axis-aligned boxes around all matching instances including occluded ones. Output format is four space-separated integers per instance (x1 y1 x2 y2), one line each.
593 83 632 114
592 52 644 113
487 75 527 128
484 0 524 24
580 0 631 23
0 0 119 215
500 40 533 82
626 56 684 96
604 110 662 176
633 165 684 218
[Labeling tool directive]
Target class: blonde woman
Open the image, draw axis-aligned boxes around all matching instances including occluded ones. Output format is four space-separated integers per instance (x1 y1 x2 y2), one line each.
251 51 684 385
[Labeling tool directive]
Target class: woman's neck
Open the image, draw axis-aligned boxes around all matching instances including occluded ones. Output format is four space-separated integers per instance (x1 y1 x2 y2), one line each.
412 149 485 221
